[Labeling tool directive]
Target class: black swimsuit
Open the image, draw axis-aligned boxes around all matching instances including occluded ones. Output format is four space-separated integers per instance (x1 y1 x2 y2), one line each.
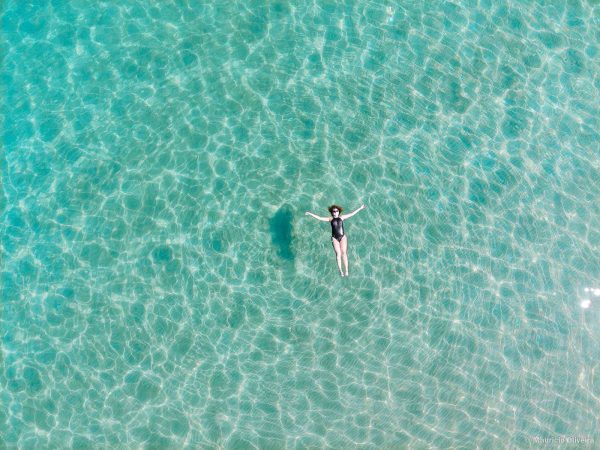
331 217 345 242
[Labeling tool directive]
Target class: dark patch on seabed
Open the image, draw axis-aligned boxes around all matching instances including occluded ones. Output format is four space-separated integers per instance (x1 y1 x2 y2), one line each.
269 205 295 261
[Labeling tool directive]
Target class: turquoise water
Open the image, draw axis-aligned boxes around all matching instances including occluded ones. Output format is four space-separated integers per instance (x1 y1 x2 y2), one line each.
2 0 599 448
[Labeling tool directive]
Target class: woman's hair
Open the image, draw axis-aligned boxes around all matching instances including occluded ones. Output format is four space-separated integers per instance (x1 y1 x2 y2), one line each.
328 204 344 215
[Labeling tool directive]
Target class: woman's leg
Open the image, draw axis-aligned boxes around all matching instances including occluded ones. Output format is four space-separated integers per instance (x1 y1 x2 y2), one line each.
331 237 344 276
341 235 349 276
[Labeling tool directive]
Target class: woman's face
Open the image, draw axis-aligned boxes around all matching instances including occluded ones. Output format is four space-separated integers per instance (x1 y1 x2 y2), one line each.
331 208 339 217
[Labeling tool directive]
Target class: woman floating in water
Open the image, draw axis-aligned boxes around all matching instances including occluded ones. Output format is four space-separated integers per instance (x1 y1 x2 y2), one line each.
305 204 366 277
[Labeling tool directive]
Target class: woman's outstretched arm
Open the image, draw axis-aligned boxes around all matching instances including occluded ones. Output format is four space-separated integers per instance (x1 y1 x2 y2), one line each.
341 204 366 220
305 211 330 221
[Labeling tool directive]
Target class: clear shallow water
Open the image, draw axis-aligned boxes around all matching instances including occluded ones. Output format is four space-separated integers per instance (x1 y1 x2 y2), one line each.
1 0 599 448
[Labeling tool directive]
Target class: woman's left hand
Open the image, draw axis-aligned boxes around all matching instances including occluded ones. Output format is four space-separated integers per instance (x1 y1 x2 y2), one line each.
361 204 366 210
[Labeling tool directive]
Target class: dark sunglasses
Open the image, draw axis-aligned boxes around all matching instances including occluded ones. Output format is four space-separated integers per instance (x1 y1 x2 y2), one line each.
332 210 339 213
